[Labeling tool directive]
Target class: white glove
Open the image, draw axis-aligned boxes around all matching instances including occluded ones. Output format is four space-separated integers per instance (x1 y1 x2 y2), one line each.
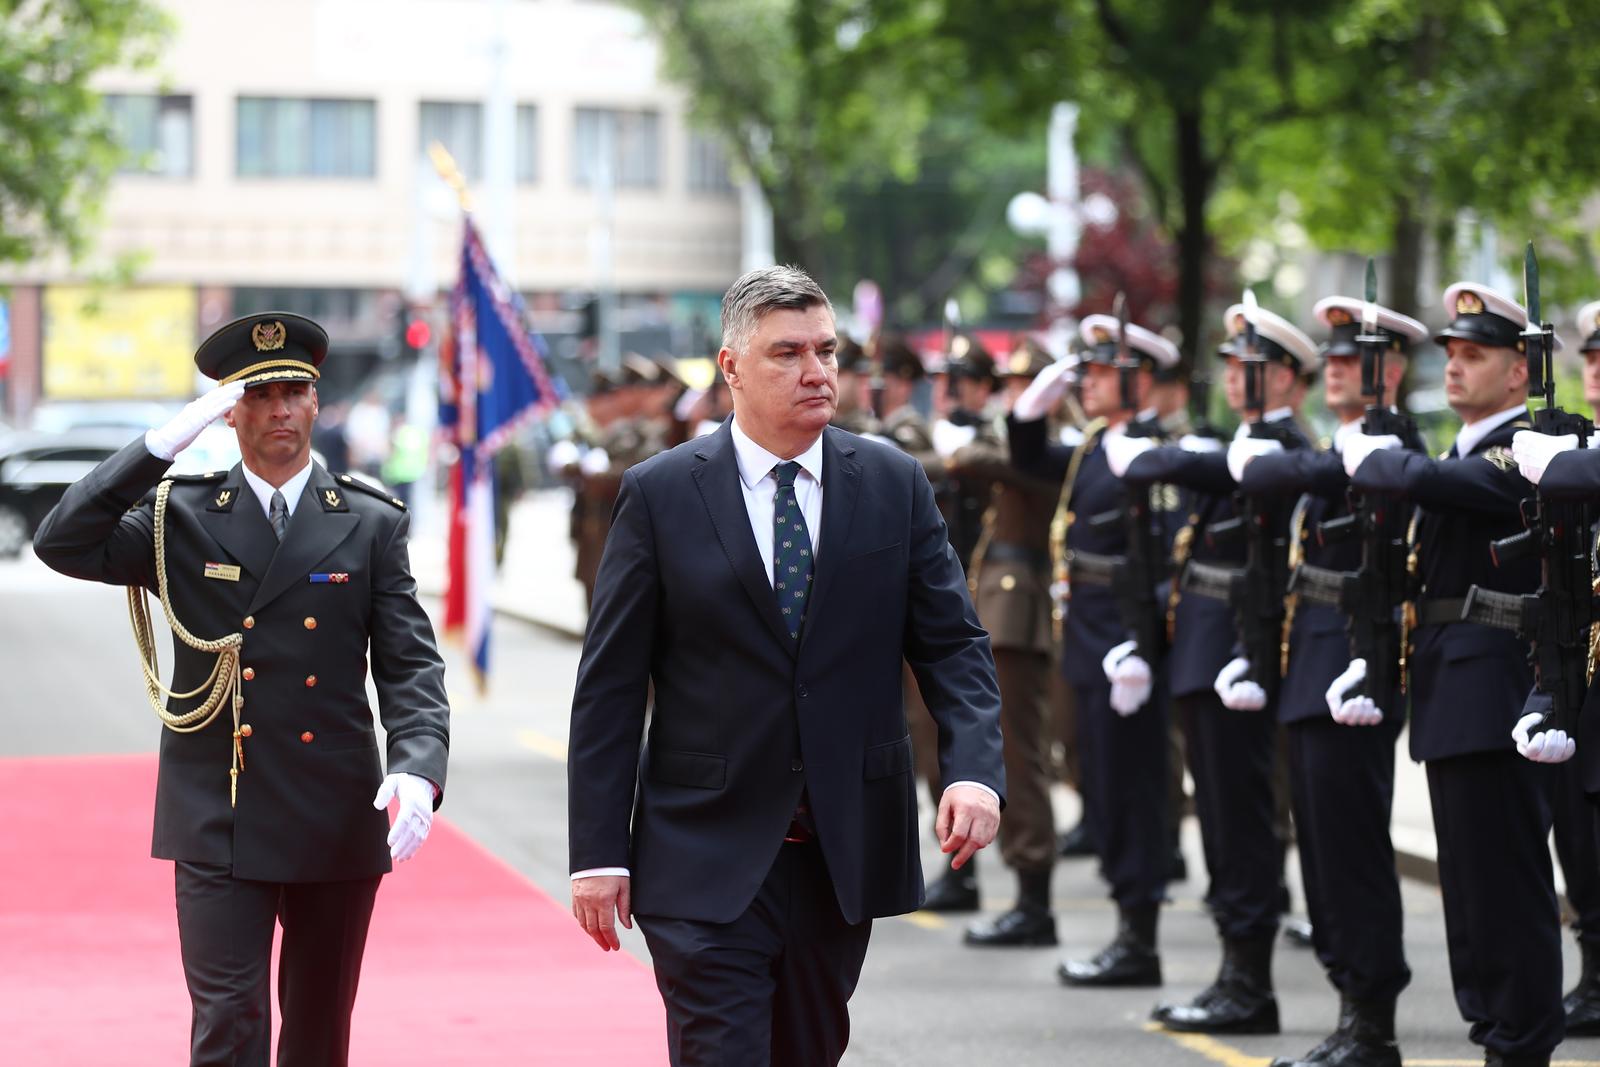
932 420 978 459
1326 658 1383 725
1342 433 1403 477
1227 436 1283 482
1214 656 1267 711
144 381 247 461
1511 430 1579 486
546 438 581 473
1112 661 1153 717
374 772 437 862
1178 433 1224 454
1513 700 1576 764
1101 639 1139 683
1012 359 1078 421
578 447 612 476
1103 433 1156 478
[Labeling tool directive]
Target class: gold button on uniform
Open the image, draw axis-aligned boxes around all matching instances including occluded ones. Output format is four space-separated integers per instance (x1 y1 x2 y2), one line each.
304 617 317 630
999 574 1017 591
300 731 314 743
242 667 255 681
305 675 317 687
243 616 255 629
239 724 253 737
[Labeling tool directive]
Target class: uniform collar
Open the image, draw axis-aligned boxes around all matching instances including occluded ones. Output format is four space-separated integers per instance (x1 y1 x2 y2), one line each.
240 458 314 517
1454 403 1525 458
729 415 825 490
1232 407 1295 440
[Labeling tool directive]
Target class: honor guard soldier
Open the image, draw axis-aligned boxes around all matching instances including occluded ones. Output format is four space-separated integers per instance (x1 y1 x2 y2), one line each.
1009 312 1182 986
1343 282 1562 1065
34 313 450 1067
934 335 1007 571
829 336 882 436
1229 293 1426 1066
1107 302 1317 1033
952 342 1067 947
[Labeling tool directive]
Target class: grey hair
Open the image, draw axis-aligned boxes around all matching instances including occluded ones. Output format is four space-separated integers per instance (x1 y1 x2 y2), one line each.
719 265 834 355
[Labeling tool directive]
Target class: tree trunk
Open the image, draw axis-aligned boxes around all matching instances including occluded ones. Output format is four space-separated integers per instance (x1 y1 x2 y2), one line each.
1174 107 1212 387
1389 193 1425 322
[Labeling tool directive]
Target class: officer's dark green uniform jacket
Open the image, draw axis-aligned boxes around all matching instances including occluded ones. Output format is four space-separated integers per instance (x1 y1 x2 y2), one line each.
34 438 450 883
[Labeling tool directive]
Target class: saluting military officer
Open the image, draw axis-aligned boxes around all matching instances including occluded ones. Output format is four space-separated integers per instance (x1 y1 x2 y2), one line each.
1107 304 1317 1034
34 313 450 1067
1342 283 1562 1066
1010 314 1182 987
1228 296 1426 1066
950 341 1067 947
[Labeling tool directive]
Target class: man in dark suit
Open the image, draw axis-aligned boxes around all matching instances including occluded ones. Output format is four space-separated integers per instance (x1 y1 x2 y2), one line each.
567 265 1005 1067
34 313 450 1067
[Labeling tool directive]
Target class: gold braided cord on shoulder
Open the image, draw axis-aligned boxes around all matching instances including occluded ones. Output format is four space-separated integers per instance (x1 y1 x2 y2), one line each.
125 479 246 806
1049 418 1107 643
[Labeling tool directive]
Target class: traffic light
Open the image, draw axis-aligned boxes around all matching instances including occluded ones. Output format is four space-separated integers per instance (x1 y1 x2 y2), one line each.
399 309 433 359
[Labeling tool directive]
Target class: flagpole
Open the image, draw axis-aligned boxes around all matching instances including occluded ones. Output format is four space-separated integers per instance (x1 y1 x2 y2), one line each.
427 141 475 215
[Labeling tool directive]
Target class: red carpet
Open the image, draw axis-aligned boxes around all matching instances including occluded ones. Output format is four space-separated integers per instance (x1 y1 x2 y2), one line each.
0 755 665 1065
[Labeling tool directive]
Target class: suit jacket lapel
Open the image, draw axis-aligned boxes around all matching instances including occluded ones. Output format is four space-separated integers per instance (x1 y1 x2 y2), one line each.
248 465 360 614
196 466 276 582
691 423 796 654
800 428 860 651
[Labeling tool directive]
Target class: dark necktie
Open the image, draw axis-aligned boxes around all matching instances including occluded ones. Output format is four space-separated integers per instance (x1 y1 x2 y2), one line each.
771 461 814 640
269 489 289 542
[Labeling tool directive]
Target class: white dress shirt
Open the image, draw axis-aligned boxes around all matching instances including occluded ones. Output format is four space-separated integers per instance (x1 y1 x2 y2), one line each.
240 459 314 519
573 417 996 882
1453 402 1526 458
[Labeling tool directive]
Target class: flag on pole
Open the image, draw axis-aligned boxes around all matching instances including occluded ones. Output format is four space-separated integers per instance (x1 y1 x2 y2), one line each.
440 218 562 685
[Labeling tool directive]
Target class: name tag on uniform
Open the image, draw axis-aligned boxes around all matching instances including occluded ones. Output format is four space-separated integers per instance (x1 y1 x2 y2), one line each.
204 562 241 582
309 573 350 584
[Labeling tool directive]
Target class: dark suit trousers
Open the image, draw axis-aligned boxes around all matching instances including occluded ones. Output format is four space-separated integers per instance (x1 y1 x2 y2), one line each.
1175 691 1280 941
1074 677 1169 908
638 841 873 1067
1553 756 1600 948
1285 716 1410 1001
174 862 381 1067
1426 751 1564 1055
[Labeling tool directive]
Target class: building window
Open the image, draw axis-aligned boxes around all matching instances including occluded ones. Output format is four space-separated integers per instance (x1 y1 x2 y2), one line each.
236 97 376 178
105 94 193 177
420 100 482 181
573 108 660 189
687 129 735 194
516 104 539 184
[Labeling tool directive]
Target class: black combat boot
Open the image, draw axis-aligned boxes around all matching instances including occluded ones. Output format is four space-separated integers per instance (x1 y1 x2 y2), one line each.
1270 996 1399 1066
1483 1053 1551 1066
1565 940 1600 1036
921 855 979 913
1154 935 1280 1034
1057 819 1096 859
965 866 1058 946
1057 902 1161 987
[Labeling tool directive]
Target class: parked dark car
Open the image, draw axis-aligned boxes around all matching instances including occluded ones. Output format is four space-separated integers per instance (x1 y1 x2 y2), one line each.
0 430 131 557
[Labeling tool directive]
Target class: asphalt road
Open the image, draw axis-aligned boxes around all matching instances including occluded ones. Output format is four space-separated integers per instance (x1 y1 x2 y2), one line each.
5 547 1599 1066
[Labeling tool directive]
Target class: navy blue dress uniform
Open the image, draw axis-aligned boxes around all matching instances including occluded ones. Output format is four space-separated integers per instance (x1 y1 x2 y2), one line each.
1121 304 1317 1034
1232 295 1429 1066
1009 316 1181 987
33 313 450 1067
1349 282 1562 1062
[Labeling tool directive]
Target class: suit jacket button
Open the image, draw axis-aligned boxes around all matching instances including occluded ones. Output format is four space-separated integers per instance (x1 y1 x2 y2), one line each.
242 615 255 629
791 759 804 772
301 731 314 743
798 685 809 698
999 574 1017 591
242 667 255 681
303 617 317 630
304 675 317 687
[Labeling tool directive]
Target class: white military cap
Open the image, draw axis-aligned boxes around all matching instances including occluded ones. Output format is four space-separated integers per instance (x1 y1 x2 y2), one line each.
1221 303 1320 375
1312 296 1428 357
1078 314 1181 371
1436 281 1562 351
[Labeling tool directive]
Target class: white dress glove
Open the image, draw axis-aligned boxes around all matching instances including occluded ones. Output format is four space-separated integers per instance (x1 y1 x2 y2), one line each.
374 772 438 862
1178 434 1224 454
1326 658 1383 725
1227 436 1284 483
1103 433 1156 478
1342 433 1403 477
1214 656 1267 711
546 438 581 473
144 381 247 461
1511 429 1579 486
1100 639 1152 716
1012 359 1078 421
1513 697 1576 764
578 447 612 476
932 420 978 459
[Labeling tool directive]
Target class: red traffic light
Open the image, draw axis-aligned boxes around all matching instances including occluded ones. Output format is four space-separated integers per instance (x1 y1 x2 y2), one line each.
405 318 432 350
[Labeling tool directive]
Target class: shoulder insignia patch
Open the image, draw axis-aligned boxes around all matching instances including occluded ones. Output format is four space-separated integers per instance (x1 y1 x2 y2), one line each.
1482 446 1516 472
334 473 407 510
206 486 238 512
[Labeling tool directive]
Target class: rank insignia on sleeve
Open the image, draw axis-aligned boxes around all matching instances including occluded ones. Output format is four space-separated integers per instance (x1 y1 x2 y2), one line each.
309 573 350 584
1483 446 1516 472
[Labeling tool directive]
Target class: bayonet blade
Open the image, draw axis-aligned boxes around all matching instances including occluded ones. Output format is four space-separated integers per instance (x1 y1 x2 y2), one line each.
1113 290 1130 362
1242 288 1259 356
1363 257 1378 332
1524 241 1541 327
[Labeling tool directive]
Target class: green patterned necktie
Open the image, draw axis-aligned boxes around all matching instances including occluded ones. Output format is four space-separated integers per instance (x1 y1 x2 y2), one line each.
772 461 814 640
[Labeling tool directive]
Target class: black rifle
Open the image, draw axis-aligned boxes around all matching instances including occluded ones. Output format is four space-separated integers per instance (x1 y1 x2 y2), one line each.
1460 243 1600 738
1292 259 1422 707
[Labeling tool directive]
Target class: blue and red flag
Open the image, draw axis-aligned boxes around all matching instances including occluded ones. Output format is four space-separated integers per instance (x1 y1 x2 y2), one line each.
439 218 562 684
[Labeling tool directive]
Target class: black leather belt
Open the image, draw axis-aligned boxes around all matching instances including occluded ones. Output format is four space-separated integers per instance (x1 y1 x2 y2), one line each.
1414 598 1467 628
983 542 1049 568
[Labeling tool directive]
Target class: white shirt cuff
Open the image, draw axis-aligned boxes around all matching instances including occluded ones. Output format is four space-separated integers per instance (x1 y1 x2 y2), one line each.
571 867 630 880
943 780 1000 804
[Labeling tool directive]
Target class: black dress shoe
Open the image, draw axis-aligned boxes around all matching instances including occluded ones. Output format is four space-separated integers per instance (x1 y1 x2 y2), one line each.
1059 903 1161 987
966 907 1059 947
1483 1053 1551 1066
1283 917 1315 948
1270 996 1400 1067
1565 941 1600 1036
1155 937 1280 1034
1057 821 1096 858
921 866 979 913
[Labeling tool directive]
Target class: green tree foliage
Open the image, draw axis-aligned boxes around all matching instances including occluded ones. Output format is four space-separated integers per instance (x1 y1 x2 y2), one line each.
0 0 169 269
